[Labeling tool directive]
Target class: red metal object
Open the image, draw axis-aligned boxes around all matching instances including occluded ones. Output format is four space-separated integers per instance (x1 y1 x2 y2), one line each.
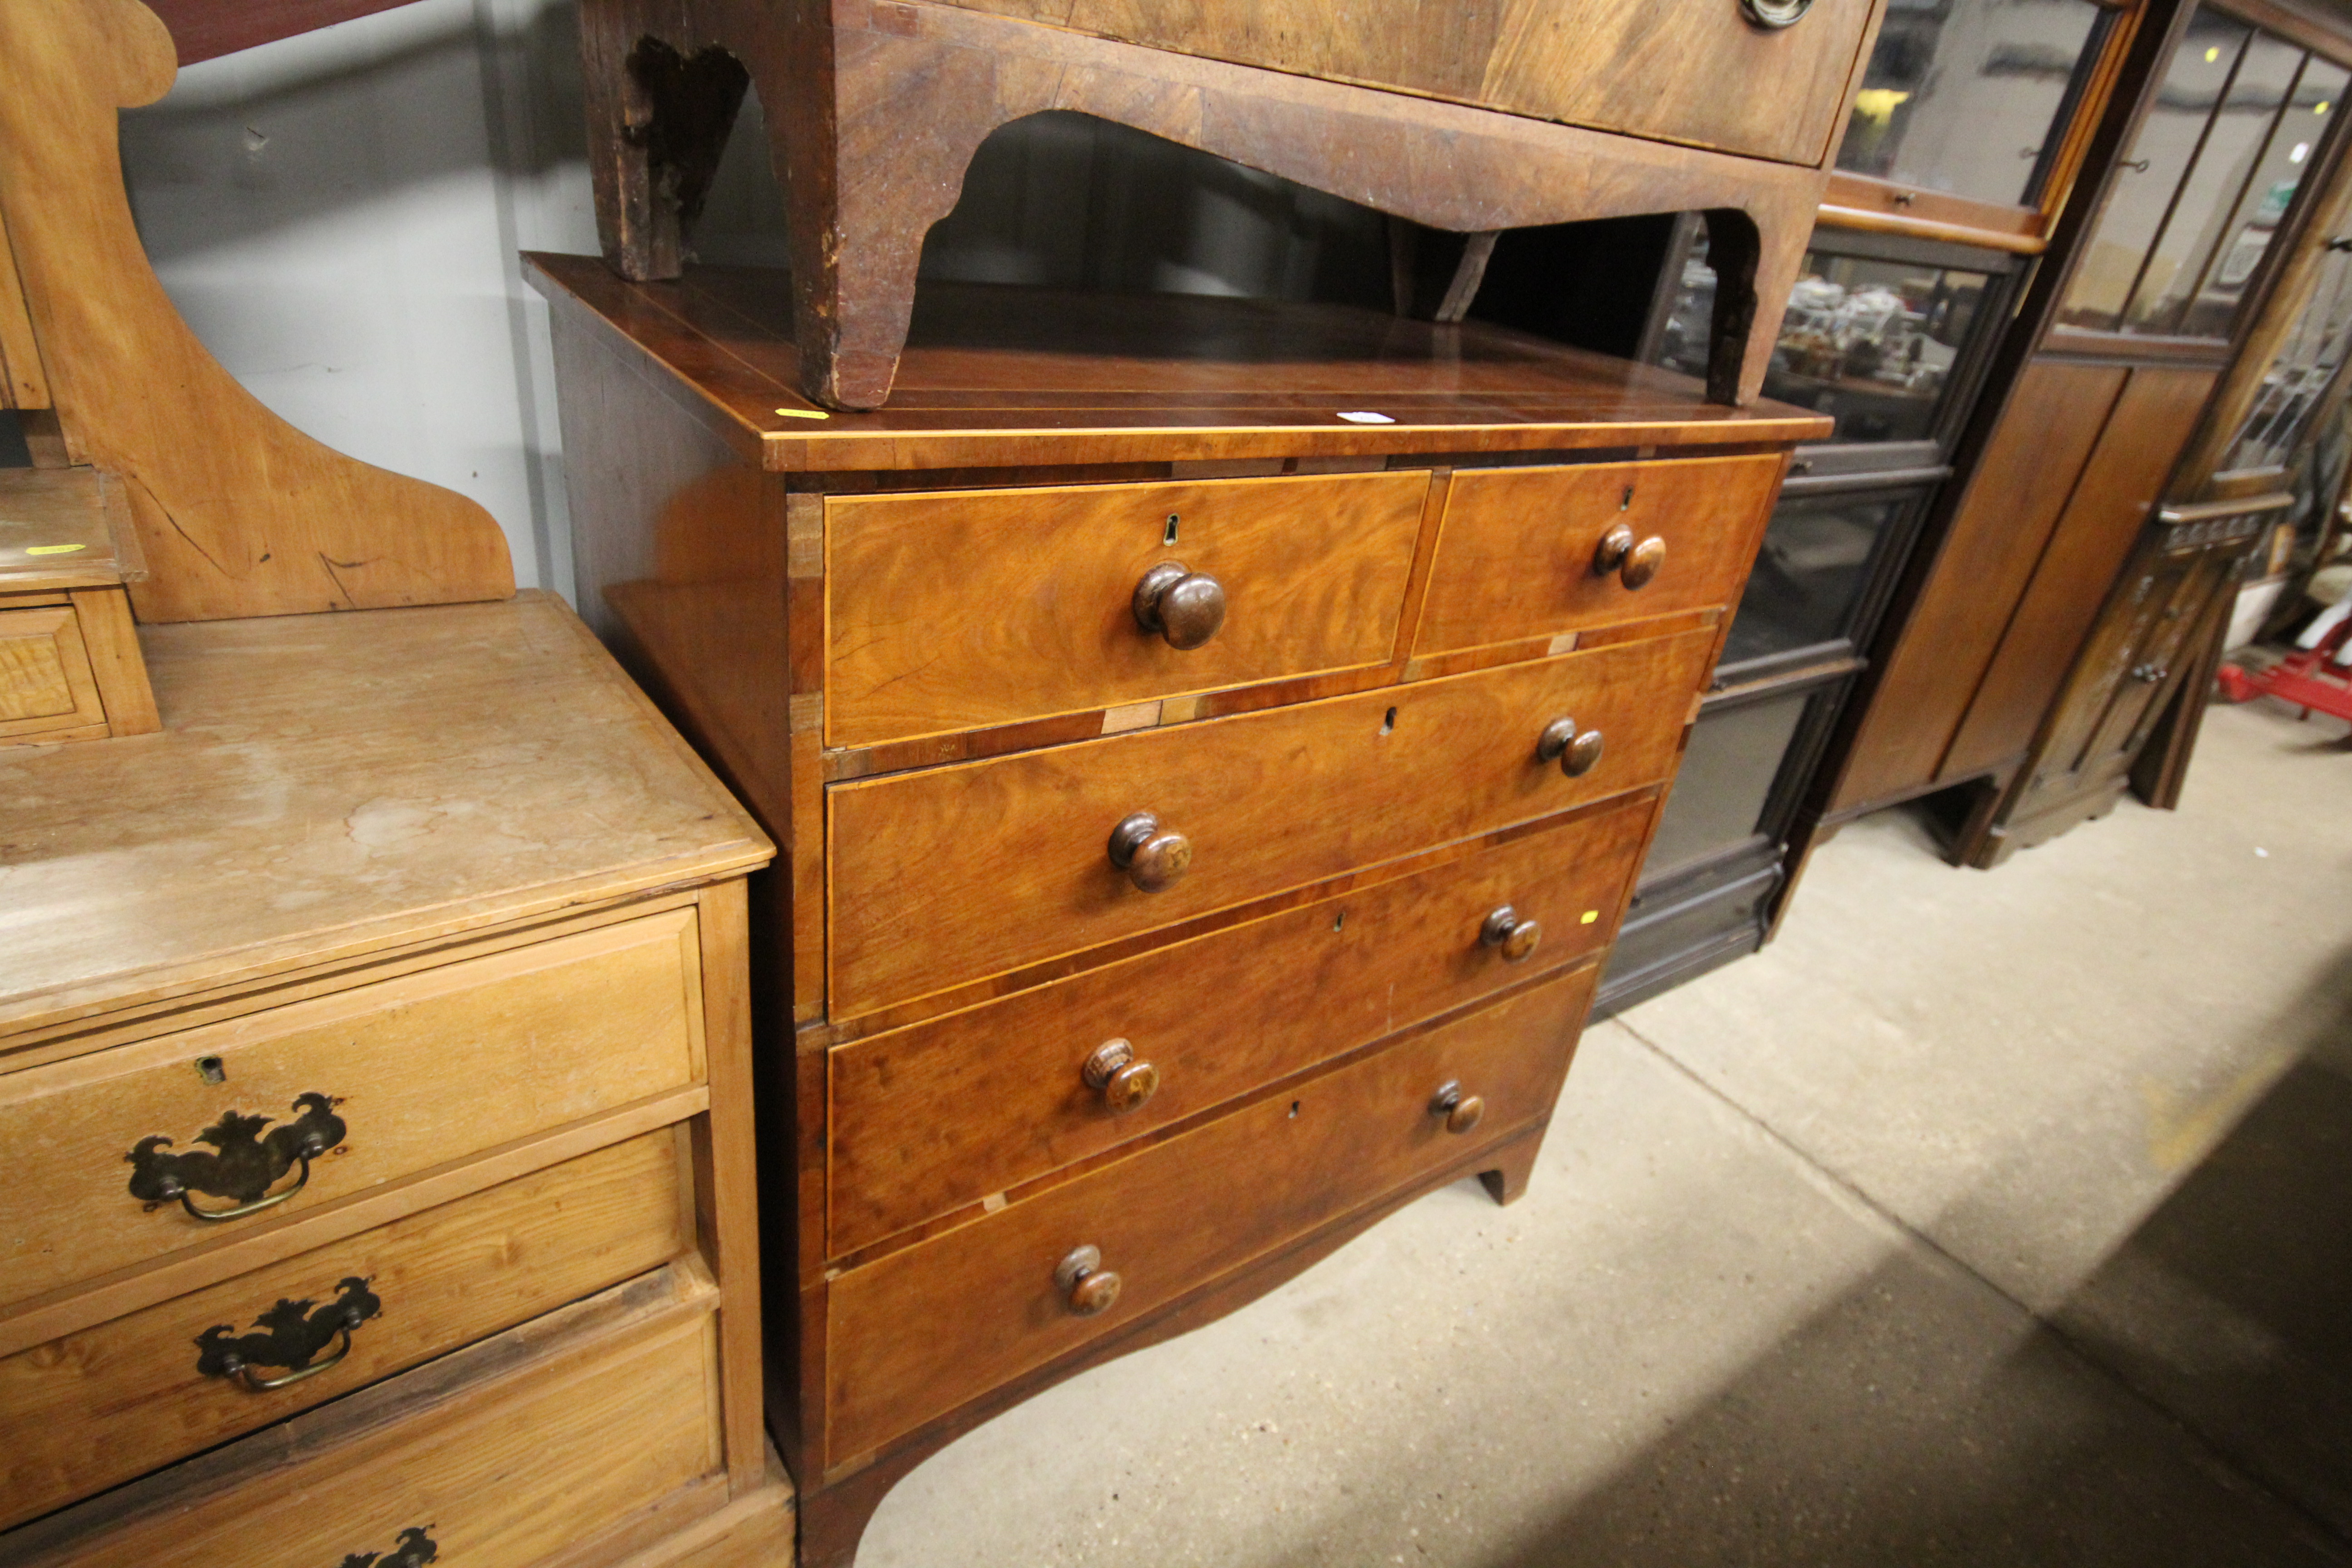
2217 619 2352 722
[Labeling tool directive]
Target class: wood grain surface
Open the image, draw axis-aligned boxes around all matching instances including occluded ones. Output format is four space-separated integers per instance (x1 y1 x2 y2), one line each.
0 0 511 621
827 796 1649 1255
8 1300 723 1568
1827 360 2126 813
0 911 702 1311
524 257 1833 467
0 605 100 736
0 1130 685 1530
827 629 1714 1016
0 469 135 593
0 593 771 1043
1418 453 1784 655
823 965 1595 1465
927 0 1879 166
825 470 1429 746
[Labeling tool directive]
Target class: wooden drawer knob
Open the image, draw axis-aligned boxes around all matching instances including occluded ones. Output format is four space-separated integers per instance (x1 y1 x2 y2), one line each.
1593 525 1666 589
1133 561 1227 650
1083 1038 1161 1114
1740 0 1813 27
1480 905 1543 963
1535 717 1605 778
1430 1081 1485 1136
1108 811 1192 893
1055 1244 1122 1316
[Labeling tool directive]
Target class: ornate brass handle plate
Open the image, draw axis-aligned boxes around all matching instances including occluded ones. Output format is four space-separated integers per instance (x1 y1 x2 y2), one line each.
1108 811 1193 892
333 1526 437 1568
195 1275 380 1392
1536 717 1605 778
125 1092 347 1221
1132 561 1227 649
1083 1038 1161 1114
1055 1244 1122 1316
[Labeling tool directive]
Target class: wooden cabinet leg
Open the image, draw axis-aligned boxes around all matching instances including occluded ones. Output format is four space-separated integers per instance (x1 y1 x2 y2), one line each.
579 0 750 284
1477 1126 1545 1207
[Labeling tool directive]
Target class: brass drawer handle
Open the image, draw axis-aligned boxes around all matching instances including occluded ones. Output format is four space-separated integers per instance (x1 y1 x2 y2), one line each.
125 1092 347 1222
1480 905 1543 963
1431 1081 1485 1136
1132 561 1227 650
1740 0 1813 27
196 1276 379 1392
1593 524 1666 589
1535 717 1605 778
1108 811 1192 893
1055 1244 1123 1316
1083 1038 1161 1114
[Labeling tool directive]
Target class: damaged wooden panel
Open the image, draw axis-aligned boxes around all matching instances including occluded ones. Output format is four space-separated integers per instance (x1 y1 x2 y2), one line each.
0 0 513 622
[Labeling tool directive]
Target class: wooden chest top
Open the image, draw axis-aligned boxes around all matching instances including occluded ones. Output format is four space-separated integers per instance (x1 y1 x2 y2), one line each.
0 592 770 1038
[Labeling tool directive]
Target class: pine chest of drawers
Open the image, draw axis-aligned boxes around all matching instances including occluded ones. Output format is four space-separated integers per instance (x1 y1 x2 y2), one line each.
525 254 1832 1564
0 594 790 1568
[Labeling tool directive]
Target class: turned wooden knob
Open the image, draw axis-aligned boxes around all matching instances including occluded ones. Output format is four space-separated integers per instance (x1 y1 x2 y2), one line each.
1621 536 1667 590
1593 523 1635 574
1055 1245 1122 1316
1535 717 1605 778
1430 1081 1485 1136
1108 812 1192 893
1480 905 1543 963
1083 1039 1160 1114
1132 562 1227 650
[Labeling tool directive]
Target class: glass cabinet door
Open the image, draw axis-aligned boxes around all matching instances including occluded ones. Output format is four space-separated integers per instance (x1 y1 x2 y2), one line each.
1722 486 1926 669
1838 0 2112 209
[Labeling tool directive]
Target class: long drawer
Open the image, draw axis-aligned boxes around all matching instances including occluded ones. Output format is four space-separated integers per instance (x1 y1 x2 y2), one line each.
828 628 1714 1015
11 1295 724 1568
825 471 1428 747
0 1129 686 1530
1416 454 1782 657
828 794 1650 1253
824 965 1597 1463
0 910 705 1310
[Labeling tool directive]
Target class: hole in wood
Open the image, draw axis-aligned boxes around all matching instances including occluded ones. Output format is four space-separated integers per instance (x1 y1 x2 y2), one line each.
194 1056 226 1085
1289 1101 1301 1118
1381 706 1397 735
1332 911 1346 932
1164 514 1180 545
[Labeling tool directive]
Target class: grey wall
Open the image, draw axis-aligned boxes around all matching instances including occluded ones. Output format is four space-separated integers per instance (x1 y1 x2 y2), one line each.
117 3 1392 600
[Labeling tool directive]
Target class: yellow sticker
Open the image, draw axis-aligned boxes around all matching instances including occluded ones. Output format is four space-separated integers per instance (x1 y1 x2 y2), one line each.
773 407 831 421
24 543 87 556
1580 910 1599 924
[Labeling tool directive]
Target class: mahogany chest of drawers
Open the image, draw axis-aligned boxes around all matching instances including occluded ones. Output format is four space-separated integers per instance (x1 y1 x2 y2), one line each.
0 595 789 1568
525 254 1831 1564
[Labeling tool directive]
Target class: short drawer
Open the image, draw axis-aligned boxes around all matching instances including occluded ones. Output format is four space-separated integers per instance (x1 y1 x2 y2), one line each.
15 1294 722 1568
825 965 1597 1462
0 910 705 1310
0 1129 686 1530
824 471 1428 747
829 794 1651 1253
829 628 1714 1015
1416 455 1783 657
0 603 104 740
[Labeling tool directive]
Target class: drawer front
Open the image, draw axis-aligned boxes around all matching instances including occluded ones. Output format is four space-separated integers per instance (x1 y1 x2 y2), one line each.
0 603 104 739
1417 455 1783 657
826 965 1597 1462
829 794 1651 1253
0 1130 686 1530
40 1308 722 1568
0 910 704 1309
825 471 1428 747
830 628 1714 1015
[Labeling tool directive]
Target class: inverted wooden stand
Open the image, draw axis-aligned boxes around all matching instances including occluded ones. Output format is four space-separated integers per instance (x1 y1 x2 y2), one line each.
578 0 1865 410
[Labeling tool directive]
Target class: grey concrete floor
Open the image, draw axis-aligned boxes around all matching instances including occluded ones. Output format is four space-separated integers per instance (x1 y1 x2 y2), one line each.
858 698 2352 1568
